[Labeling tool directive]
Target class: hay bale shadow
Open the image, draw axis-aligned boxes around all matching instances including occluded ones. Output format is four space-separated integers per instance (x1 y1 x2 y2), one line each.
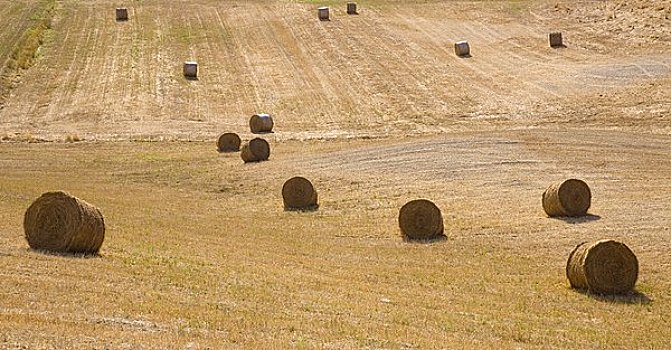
28 248 102 259
185 76 199 81
284 204 320 212
575 289 651 304
402 234 447 244
552 214 601 224
458 54 472 58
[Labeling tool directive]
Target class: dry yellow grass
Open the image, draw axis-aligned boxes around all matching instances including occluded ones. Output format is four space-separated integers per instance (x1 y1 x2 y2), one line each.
1 129 670 349
1 0 671 348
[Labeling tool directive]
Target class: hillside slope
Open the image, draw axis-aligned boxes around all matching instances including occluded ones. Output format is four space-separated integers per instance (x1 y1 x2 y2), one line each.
0 0 670 140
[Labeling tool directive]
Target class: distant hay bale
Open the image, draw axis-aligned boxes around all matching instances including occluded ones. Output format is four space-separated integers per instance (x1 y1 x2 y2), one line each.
249 113 274 134
217 132 241 152
116 8 128 21
24 191 105 255
318 6 330 21
542 179 591 217
549 32 563 48
240 138 270 163
566 240 638 295
183 61 198 79
347 2 358 14
454 41 470 57
282 176 319 211
398 199 445 241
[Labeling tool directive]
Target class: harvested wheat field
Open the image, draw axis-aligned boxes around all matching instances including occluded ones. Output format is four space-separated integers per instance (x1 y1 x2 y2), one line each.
1 0 670 348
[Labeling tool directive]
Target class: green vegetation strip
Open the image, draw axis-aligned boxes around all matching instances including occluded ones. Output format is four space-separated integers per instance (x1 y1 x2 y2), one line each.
0 0 56 105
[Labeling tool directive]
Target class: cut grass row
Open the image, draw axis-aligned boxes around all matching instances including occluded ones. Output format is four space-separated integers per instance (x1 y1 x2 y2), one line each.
0 0 55 105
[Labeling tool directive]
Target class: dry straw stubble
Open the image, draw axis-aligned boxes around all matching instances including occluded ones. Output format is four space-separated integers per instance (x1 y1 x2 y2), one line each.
217 132 241 152
542 179 591 217
24 191 105 254
282 177 318 211
240 138 270 163
398 199 445 241
566 240 639 295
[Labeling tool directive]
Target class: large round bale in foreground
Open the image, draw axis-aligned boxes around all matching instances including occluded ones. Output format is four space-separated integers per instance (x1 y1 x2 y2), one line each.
24 191 105 254
282 177 318 211
566 240 638 295
240 138 270 163
217 132 241 152
398 199 444 241
249 113 274 134
542 179 591 217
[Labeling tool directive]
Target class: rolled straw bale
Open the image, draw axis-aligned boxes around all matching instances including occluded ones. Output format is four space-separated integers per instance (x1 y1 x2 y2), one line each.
398 199 444 240
116 8 128 21
282 177 318 211
240 138 270 163
566 240 638 295
549 32 563 48
217 132 241 152
542 179 591 217
24 191 105 254
318 7 330 21
454 41 470 57
347 2 358 15
183 61 198 79
249 113 274 134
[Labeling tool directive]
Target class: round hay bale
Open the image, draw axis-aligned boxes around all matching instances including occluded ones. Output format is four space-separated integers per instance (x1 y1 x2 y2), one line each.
566 240 638 295
542 179 591 217
217 132 241 152
240 138 270 163
318 7 330 21
183 61 198 79
549 32 563 48
347 2 358 15
454 41 470 57
282 176 318 211
249 113 274 134
398 199 444 241
24 191 105 255
115 8 128 21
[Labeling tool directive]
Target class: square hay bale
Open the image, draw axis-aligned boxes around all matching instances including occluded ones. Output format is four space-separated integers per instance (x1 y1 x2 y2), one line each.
318 7 330 21
454 41 470 57
347 2 358 15
116 8 128 21
549 32 563 48
183 61 198 79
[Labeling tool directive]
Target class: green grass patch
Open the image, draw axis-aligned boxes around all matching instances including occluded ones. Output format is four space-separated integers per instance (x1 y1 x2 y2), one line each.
0 0 55 104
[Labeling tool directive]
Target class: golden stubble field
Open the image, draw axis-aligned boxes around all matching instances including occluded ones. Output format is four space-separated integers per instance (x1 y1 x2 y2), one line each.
1 0 671 349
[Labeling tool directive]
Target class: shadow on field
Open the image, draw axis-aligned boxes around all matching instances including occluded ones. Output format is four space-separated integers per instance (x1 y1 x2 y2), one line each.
583 290 652 304
402 235 448 244
553 214 601 224
28 248 102 259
